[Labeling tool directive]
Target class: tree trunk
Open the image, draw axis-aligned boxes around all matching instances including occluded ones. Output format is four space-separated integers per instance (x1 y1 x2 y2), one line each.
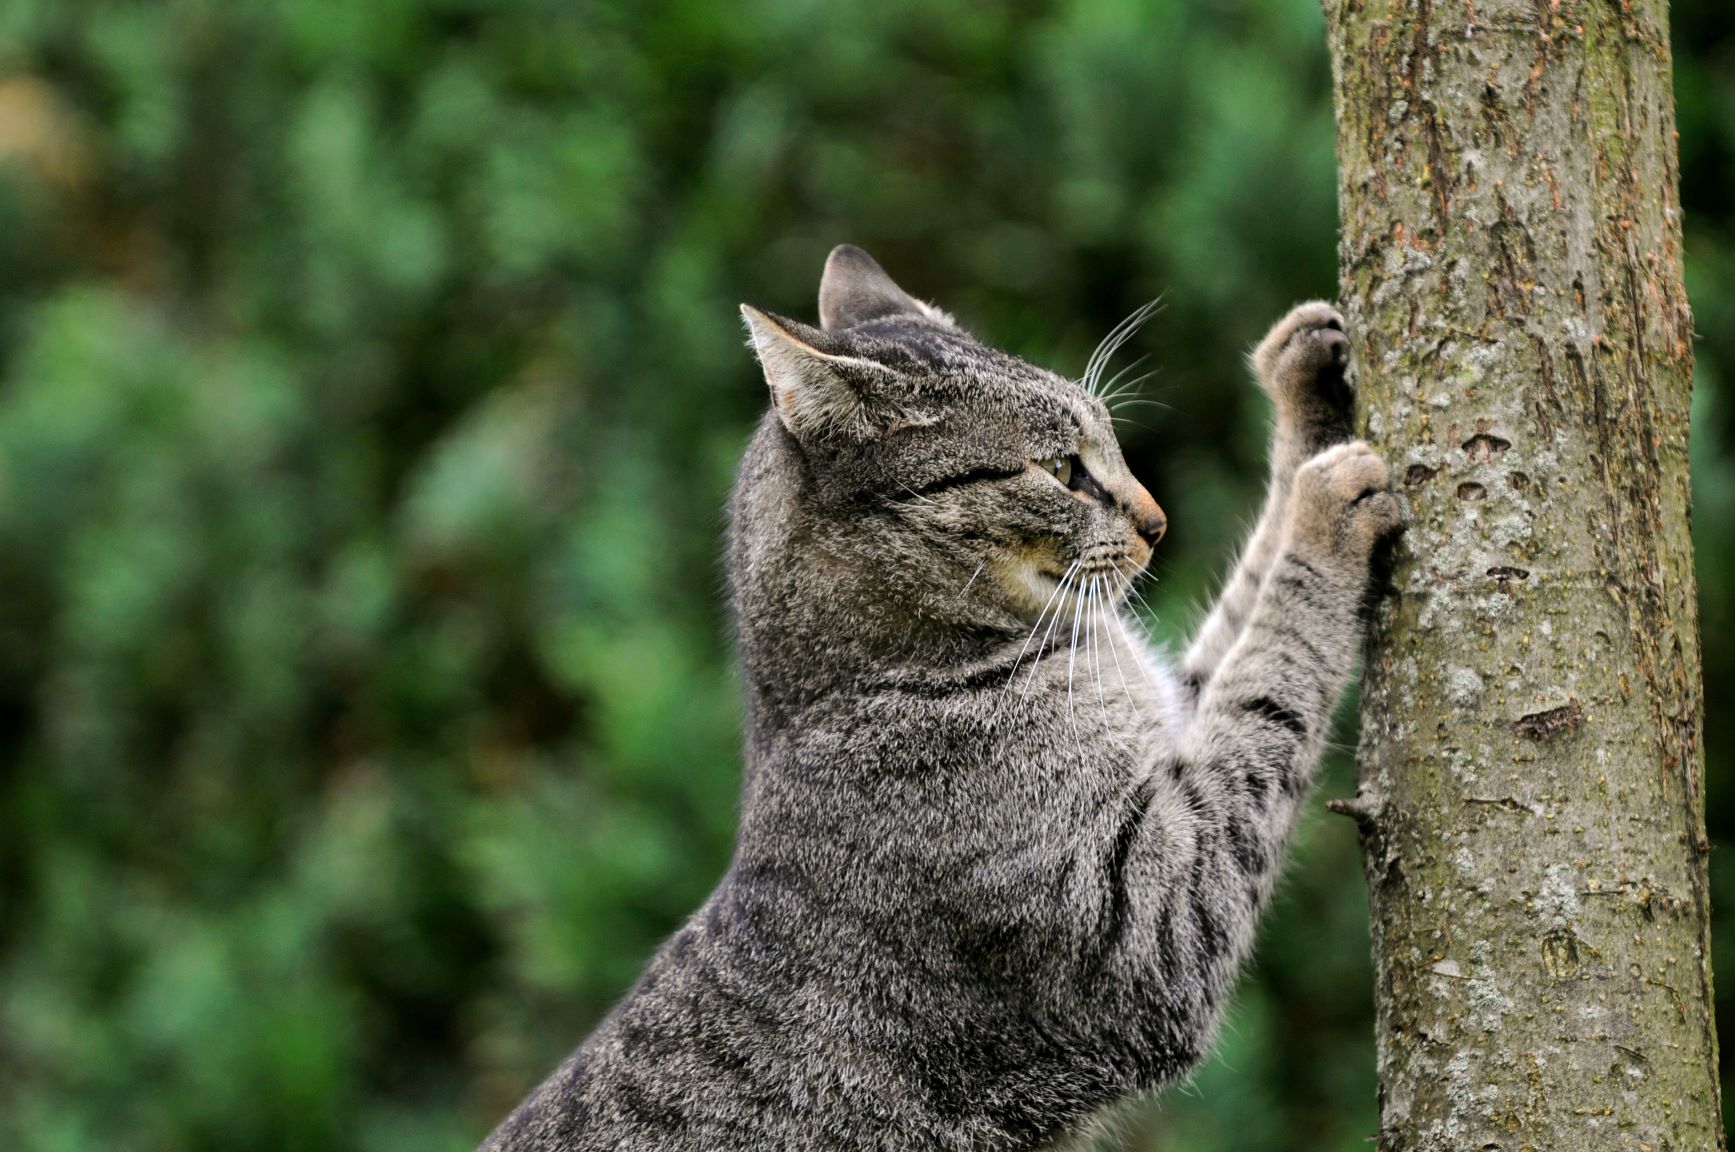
1321 1 1722 1148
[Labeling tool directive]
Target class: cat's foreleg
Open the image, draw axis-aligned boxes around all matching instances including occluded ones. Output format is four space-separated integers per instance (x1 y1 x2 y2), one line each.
1178 303 1355 709
1096 439 1400 1068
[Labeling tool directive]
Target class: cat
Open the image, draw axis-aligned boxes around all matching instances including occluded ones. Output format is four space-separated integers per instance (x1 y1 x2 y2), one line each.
479 245 1401 1151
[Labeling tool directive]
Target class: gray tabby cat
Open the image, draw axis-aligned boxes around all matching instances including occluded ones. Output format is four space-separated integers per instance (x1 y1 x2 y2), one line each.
481 246 1401 1151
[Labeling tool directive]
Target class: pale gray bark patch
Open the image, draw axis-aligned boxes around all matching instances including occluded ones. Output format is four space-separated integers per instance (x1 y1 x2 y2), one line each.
1321 0 1724 1147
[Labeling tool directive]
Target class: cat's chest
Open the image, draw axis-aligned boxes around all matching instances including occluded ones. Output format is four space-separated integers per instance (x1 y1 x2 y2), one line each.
799 683 1153 810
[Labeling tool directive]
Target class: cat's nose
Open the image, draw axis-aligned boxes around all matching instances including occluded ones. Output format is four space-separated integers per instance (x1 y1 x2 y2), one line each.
1127 484 1166 545
1137 506 1167 545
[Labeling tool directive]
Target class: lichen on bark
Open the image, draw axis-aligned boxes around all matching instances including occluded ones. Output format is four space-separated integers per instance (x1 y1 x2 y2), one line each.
1321 0 1722 1147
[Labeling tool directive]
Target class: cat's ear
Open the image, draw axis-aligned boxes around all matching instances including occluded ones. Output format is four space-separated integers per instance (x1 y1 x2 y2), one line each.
741 305 901 440
818 244 953 332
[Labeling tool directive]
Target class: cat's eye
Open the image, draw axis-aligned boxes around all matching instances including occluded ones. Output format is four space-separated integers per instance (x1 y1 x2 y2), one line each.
1039 456 1074 486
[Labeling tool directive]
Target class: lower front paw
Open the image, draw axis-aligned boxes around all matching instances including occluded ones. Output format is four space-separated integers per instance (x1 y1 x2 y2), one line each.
1288 441 1404 564
1251 302 1354 445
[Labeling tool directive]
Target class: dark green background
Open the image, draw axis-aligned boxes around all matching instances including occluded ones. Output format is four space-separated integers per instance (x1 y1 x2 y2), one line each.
0 2 1729 1149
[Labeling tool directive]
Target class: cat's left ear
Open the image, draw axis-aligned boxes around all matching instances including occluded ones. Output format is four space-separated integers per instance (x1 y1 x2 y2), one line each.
741 305 902 440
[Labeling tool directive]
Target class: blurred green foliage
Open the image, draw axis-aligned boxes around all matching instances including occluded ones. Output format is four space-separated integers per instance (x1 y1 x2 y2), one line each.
0 2 1729 1150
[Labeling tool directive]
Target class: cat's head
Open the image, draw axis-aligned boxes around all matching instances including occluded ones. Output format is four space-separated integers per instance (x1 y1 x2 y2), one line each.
734 245 1164 650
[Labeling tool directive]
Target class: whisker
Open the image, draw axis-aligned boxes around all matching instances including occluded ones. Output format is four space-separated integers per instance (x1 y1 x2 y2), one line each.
1011 562 1078 699
957 560 987 599
1082 318 1128 396
1082 575 1095 715
894 483 939 507
1089 575 1107 714
1081 298 1164 397
1110 605 1166 699
1117 568 1161 622
1013 569 1068 700
1099 576 1137 710
1125 583 1160 624
1017 562 1075 664
1096 355 1151 403
1109 568 1162 645
1098 367 1162 407
1020 565 1075 697
1105 397 1172 414
1066 576 1086 723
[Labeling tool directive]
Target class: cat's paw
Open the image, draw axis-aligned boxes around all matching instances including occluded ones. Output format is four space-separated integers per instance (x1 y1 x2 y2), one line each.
1250 302 1353 447
1286 441 1403 568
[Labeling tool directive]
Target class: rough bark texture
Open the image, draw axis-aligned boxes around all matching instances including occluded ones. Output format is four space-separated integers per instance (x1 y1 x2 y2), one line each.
1321 1 1723 1148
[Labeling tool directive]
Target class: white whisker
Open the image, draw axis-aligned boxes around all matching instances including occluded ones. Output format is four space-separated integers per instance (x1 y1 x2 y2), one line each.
1111 608 1165 699
1089 576 1107 714
957 560 987 599
1096 355 1151 403
1099 368 1162 409
1023 566 1080 699
1016 562 1075 665
1009 562 1077 700
1126 584 1160 624
1118 568 1160 623
1066 577 1085 722
1100 576 1137 709
1104 568 1167 699
895 483 939 506
1081 298 1164 397
1105 397 1171 414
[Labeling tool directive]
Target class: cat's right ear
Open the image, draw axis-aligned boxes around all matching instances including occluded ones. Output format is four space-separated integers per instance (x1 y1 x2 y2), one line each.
741 305 899 441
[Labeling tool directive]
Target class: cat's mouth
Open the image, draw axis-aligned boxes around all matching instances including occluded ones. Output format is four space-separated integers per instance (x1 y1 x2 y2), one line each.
1036 560 1129 582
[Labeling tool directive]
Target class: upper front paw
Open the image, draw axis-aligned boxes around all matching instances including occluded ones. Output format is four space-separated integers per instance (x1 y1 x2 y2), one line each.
1250 302 1353 435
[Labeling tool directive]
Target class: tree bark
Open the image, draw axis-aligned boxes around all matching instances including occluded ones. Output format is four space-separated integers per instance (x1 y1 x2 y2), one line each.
1321 1 1723 1148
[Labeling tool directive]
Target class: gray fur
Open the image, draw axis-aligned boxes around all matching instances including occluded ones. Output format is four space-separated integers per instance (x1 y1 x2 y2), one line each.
480 246 1401 1151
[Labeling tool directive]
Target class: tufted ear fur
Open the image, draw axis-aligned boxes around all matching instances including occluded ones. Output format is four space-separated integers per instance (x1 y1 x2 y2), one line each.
741 305 903 440
818 244 953 332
